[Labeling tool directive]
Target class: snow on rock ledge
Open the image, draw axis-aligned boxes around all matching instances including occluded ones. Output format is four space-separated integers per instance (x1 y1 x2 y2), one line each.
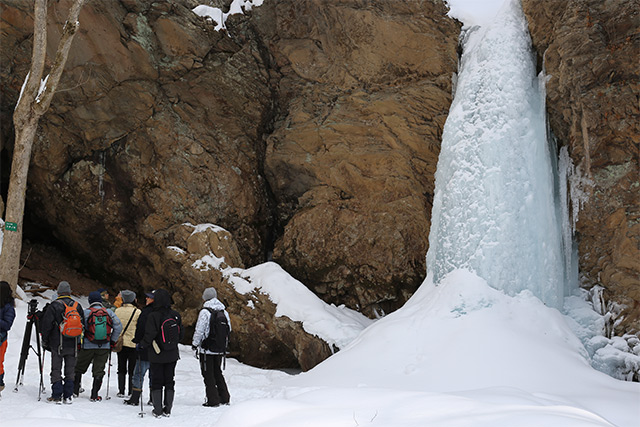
166 222 372 371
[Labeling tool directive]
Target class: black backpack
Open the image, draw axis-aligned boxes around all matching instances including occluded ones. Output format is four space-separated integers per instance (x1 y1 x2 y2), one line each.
201 308 230 354
158 313 181 350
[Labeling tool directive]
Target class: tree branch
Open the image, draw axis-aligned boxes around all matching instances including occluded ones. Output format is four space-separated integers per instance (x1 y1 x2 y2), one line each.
14 0 47 120
35 0 87 115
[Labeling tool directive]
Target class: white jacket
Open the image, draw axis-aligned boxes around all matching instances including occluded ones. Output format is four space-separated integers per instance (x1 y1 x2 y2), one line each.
192 298 231 355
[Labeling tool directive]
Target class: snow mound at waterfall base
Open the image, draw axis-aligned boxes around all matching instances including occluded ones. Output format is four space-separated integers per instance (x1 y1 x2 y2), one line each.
216 270 639 427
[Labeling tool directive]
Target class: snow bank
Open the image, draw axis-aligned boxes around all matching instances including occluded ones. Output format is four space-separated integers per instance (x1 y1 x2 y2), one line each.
227 262 374 350
216 270 640 427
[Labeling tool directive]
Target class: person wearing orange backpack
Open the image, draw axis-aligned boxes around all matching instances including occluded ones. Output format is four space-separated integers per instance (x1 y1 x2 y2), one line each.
74 291 122 402
41 281 85 404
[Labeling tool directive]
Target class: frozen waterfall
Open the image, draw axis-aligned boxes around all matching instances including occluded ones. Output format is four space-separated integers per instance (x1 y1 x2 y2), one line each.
426 0 572 309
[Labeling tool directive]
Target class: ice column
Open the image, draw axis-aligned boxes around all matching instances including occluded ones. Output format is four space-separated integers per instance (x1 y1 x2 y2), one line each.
426 0 568 308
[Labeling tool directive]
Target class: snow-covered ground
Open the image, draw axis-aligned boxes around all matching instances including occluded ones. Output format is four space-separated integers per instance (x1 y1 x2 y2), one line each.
2 271 638 426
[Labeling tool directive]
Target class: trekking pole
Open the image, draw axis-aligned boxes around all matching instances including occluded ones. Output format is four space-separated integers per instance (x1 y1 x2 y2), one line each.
105 350 112 400
137 355 144 418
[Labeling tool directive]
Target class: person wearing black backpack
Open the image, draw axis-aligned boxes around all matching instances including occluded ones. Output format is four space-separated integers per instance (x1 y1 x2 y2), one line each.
139 288 184 418
74 291 123 401
192 287 231 407
40 281 86 404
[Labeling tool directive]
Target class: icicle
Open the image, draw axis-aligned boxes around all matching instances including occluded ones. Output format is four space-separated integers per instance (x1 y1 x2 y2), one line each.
98 151 105 200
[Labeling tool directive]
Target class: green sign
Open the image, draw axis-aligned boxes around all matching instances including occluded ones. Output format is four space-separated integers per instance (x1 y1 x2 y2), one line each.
5 222 17 231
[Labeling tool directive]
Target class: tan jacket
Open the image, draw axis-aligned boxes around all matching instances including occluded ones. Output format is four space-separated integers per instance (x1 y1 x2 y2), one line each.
114 304 140 348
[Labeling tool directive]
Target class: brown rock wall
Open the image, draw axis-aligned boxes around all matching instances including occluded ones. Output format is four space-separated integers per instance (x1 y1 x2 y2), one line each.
522 0 640 333
256 0 460 315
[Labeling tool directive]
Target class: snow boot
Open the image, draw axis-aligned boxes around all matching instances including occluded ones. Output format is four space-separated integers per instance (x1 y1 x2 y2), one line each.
90 376 103 402
151 389 163 417
124 389 141 405
163 389 175 416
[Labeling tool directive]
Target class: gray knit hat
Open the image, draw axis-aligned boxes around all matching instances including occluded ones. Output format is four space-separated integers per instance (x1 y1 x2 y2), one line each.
202 287 217 301
57 281 71 296
121 290 136 304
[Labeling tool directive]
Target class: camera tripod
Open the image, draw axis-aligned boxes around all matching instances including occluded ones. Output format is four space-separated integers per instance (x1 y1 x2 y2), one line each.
14 299 46 400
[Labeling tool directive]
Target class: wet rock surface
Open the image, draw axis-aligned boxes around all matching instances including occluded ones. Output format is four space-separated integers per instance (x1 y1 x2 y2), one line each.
523 0 640 333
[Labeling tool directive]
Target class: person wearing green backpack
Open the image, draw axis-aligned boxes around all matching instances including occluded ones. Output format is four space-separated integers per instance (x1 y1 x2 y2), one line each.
73 291 122 401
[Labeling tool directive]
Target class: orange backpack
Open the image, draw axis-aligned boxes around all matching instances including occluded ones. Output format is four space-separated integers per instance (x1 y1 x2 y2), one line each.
59 301 83 338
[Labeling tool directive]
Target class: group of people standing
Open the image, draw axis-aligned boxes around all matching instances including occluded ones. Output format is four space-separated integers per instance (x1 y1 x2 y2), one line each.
0 280 231 418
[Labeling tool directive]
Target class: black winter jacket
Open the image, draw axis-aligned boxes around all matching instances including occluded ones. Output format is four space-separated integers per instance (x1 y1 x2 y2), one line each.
40 296 85 354
132 303 153 361
139 289 184 364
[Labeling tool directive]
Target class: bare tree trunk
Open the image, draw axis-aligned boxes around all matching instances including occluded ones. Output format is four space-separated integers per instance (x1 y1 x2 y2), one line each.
0 0 86 293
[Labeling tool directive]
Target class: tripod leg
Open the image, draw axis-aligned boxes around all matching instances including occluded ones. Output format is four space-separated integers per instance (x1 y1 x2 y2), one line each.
35 318 45 401
14 319 34 392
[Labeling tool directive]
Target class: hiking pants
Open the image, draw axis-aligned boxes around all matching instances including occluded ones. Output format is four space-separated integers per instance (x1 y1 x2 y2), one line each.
132 359 151 391
117 346 136 390
199 354 230 405
149 361 176 391
75 348 110 378
50 348 77 398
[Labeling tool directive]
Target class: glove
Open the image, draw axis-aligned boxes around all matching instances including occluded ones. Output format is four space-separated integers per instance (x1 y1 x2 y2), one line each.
110 341 116 350
192 345 199 359
42 341 50 352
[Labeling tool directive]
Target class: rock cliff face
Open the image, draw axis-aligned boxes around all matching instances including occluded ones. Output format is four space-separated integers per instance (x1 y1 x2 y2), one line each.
255 0 459 315
522 0 639 333
0 0 460 368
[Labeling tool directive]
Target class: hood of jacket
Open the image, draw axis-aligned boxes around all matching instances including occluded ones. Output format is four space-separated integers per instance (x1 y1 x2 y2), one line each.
152 289 171 309
204 298 225 311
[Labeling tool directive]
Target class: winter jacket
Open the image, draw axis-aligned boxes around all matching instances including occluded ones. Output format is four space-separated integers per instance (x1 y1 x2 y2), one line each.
0 302 16 344
140 289 184 364
40 296 86 354
114 304 140 348
81 302 123 349
192 298 231 355
132 303 153 361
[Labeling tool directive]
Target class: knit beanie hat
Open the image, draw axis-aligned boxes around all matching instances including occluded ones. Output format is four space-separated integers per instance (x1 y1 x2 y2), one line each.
89 291 102 304
121 290 136 304
57 281 71 296
202 287 217 301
